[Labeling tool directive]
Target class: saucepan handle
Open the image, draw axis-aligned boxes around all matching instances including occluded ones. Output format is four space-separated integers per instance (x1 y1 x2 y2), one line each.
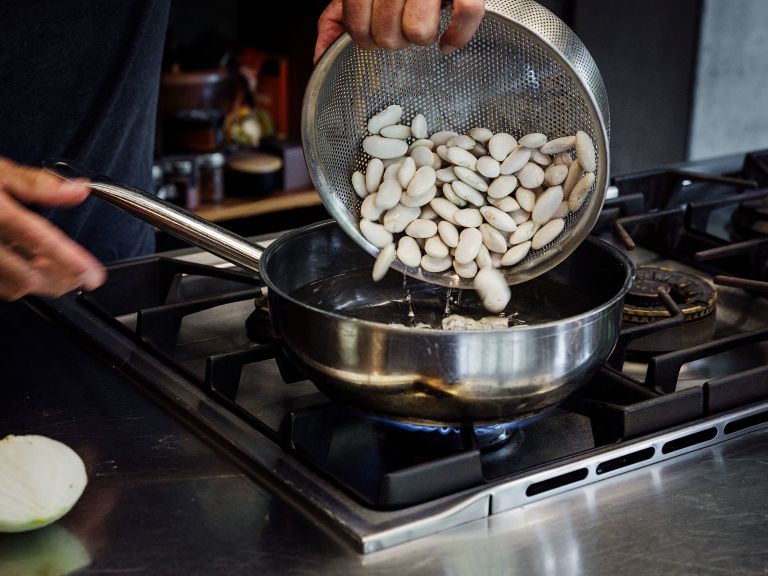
43 159 263 274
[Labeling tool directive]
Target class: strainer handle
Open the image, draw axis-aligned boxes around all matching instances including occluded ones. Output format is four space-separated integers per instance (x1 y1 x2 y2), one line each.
43 159 263 274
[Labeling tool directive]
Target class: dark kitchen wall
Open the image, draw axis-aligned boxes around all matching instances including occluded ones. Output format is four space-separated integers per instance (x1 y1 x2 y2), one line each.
570 0 702 175
164 1 703 174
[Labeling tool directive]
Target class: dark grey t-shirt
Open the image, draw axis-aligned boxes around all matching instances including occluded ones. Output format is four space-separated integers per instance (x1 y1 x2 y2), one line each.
0 0 171 262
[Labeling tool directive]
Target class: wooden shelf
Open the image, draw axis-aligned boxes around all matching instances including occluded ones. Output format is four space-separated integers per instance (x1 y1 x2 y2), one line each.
193 187 321 222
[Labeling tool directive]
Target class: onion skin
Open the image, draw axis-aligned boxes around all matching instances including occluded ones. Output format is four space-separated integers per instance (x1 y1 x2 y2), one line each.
0 435 88 533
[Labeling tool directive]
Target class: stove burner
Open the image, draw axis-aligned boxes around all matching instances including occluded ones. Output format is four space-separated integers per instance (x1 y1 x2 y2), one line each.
623 266 717 324
370 416 528 451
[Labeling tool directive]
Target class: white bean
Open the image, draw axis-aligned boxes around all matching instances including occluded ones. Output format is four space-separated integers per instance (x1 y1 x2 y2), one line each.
487 175 518 199
509 209 531 225
438 220 459 247
363 135 408 159
411 145 434 168
454 259 479 279
480 206 517 232
383 203 420 233
489 195 521 213
454 208 483 228
365 158 384 193
436 167 457 183
541 135 576 155
446 147 477 170
531 218 565 249
515 187 536 212
472 143 488 158
431 153 442 170
568 172 595 212
477 156 500 178
532 185 564 224
360 219 393 247
488 133 517 161
556 151 574 166
352 170 368 199
455 227 483 264
475 244 493 269
518 132 547 148
409 138 434 151
530 149 552 166
563 159 582 199
554 200 569 219
490 253 503 268
367 104 402 134
425 235 449 258
474 267 511 313
397 236 421 268
361 193 384 220
447 135 475 150
544 164 568 186
500 148 531 175
430 131 458 146
420 205 438 220
510 220 539 245
421 254 452 272
400 185 436 207
435 145 451 163
382 157 404 168
442 182 467 207
411 114 428 139
407 166 436 196
501 240 531 266
517 162 545 189
479 223 508 253
575 131 596 173
430 197 460 223
405 218 438 238
383 163 401 181
468 127 493 143
397 157 416 188
375 179 403 210
454 166 489 192
372 243 396 281
380 124 411 139
451 180 485 207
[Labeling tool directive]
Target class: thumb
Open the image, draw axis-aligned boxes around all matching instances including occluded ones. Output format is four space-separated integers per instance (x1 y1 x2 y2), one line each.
0 157 90 206
314 0 345 64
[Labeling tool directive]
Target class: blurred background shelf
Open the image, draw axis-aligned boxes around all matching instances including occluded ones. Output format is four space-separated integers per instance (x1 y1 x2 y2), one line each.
194 188 321 223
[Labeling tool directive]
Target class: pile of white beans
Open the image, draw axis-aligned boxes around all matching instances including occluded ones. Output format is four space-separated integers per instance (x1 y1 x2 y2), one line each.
353 104 596 313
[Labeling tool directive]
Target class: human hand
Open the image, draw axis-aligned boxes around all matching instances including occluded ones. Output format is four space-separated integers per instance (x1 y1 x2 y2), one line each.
314 0 485 64
0 157 106 301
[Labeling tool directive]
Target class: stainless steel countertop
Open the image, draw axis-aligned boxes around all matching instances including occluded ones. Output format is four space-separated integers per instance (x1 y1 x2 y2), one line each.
1 299 767 575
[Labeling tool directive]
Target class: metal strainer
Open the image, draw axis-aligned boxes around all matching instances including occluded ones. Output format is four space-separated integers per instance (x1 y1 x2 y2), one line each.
302 0 610 288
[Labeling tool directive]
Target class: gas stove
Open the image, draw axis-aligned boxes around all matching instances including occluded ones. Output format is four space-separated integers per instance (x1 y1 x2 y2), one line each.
38 150 768 553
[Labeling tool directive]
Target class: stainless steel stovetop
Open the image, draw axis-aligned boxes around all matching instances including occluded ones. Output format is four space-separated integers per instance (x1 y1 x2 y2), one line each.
43 152 768 553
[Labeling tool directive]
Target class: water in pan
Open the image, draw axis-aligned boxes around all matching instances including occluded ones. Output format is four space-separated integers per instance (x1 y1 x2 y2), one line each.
290 268 600 329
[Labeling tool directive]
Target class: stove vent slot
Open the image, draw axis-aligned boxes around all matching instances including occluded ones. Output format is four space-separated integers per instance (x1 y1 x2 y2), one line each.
661 427 717 454
724 410 768 435
525 468 588 497
596 447 655 475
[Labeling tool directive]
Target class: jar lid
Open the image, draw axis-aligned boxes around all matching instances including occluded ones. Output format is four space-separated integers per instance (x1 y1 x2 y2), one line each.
227 152 283 174
164 158 194 174
197 152 227 169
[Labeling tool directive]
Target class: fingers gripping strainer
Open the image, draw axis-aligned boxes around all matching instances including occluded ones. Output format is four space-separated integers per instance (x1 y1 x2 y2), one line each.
302 0 610 288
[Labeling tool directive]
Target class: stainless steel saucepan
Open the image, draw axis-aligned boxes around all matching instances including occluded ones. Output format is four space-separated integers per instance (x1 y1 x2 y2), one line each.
45 160 634 425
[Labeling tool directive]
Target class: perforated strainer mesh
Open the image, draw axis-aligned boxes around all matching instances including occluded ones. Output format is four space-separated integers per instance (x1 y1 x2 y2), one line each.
302 0 609 287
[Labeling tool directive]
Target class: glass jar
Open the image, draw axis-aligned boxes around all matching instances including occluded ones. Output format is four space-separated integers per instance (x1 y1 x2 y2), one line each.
161 157 199 211
197 152 226 204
